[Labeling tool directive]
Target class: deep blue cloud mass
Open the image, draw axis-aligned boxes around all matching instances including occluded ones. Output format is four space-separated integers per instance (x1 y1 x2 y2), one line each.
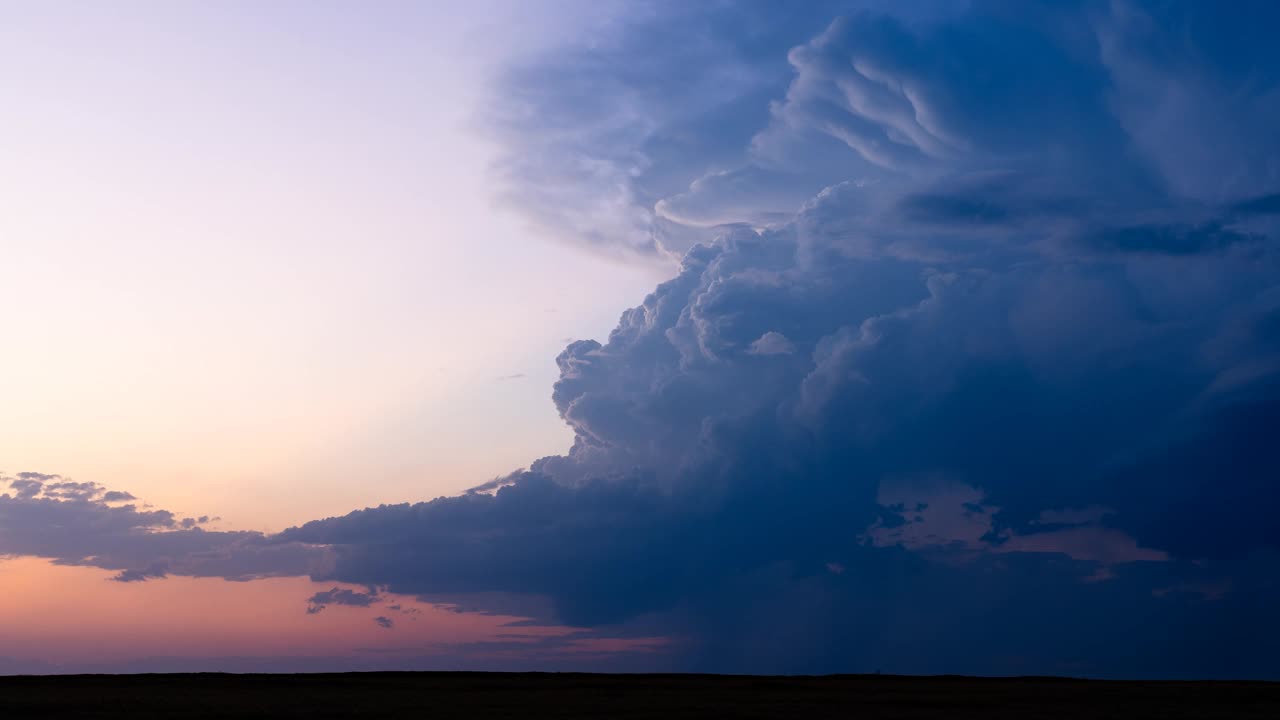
276 1 1280 677
8 0 1280 677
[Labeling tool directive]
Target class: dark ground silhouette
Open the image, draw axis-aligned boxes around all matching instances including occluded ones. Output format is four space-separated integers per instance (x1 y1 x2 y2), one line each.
1 672 1277 718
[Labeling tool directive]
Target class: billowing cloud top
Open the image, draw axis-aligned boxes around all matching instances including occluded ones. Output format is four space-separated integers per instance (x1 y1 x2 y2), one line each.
488 0 1280 261
276 0 1280 677
11 0 1280 677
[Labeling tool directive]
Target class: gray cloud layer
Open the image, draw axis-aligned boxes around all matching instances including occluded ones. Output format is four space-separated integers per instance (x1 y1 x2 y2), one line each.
0 473 321 582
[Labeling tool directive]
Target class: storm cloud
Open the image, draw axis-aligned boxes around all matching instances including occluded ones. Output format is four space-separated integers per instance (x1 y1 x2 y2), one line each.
269 1 1280 677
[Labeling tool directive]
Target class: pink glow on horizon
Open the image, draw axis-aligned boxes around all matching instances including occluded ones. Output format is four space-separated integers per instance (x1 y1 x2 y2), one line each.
0 557 666 671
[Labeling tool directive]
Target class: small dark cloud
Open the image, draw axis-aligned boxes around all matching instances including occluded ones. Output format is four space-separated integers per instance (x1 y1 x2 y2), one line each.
7 479 43 500
41 481 104 502
373 616 394 629
306 587 380 615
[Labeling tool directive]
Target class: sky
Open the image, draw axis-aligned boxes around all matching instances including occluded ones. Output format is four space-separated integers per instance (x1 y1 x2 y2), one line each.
2 0 1280 678
0 0 660 531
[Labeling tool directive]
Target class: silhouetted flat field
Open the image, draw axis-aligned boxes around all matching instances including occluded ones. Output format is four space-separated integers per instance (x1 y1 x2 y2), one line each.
2 672 1277 718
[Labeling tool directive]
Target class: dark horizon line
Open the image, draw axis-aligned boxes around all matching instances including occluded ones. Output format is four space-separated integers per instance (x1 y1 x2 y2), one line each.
4 670 1277 683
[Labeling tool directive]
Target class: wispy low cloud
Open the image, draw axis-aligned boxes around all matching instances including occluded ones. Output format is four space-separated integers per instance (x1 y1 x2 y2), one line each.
0 473 322 583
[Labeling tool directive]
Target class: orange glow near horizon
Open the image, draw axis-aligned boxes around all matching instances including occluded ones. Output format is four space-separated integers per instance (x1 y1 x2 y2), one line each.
0 557 591 669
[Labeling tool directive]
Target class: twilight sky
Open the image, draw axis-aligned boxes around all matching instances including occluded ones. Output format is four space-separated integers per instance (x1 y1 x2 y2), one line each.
3 0 1280 678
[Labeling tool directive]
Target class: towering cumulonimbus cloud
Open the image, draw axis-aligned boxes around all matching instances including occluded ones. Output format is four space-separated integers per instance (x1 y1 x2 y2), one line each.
279 1 1280 676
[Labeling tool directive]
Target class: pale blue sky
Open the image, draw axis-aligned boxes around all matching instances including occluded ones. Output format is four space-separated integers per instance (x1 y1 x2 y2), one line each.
0 0 662 529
